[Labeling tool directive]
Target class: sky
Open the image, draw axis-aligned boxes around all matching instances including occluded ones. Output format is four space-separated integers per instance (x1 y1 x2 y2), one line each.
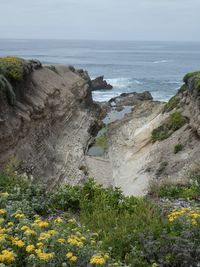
0 0 200 41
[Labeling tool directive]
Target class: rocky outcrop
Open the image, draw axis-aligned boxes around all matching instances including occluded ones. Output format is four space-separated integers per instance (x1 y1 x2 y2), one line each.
0 59 103 187
109 91 153 111
91 76 113 91
107 73 200 196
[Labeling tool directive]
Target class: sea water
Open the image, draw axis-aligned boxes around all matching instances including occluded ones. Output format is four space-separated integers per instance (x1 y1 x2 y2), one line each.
0 39 200 102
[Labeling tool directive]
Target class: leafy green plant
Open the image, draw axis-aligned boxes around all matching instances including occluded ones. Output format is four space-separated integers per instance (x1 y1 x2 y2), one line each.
174 144 183 154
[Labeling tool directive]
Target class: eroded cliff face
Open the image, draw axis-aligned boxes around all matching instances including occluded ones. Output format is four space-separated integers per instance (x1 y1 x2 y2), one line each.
108 73 200 196
0 60 102 187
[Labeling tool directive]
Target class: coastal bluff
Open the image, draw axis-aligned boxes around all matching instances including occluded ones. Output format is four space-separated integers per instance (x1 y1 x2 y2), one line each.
0 56 200 197
0 57 103 187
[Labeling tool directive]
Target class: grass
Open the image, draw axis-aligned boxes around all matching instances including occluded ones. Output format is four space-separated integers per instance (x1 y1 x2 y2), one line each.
0 171 199 266
163 96 180 113
152 112 187 142
174 144 183 154
149 163 200 200
183 71 200 84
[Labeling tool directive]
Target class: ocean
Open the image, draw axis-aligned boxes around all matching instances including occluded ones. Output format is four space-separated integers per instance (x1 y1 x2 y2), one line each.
1 39 200 102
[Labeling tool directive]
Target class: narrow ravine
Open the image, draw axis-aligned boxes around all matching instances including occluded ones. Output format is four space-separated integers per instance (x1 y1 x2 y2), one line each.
85 100 135 188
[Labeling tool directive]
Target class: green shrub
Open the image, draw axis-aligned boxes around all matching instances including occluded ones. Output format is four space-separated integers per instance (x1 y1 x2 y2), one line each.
1 174 199 266
0 56 24 81
152 112 187 142
193 76 200 93
174 144 183 154
178 84 187 93
163 96 180 113
183 71 200 84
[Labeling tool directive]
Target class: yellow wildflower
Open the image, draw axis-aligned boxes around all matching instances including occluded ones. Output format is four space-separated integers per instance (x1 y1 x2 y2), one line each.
0 227 6 234
66 252 73 259
36 242 44 248
26 245 35 253
66 252 77 262
35 249 54 261
0 209 6 215
90 255 106 265
15 213 25 219
54 217 63 223
7 222 14 227
0 234 6 242
67 235 84 247
47 230 57 236
0 250 15 263
57 238 65 244
33 219 49 228
24 229 37 236
70 256 77 262
38 232 51 241
12 237 25 248
21 225 29 231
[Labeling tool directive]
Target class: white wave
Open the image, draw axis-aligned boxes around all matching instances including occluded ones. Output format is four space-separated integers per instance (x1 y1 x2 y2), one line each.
153 60 168 64
92 91 120 102
106 77 143 88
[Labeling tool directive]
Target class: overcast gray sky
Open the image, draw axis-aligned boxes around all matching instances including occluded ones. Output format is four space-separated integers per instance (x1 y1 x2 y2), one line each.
0 0 200 41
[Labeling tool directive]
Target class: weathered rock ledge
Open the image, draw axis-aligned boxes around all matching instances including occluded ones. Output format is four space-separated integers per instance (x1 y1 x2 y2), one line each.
0 59 103 187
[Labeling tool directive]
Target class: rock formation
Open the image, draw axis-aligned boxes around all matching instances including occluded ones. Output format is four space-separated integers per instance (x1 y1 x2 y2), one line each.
108 72 200 196
91 76 113 91
0 58 103 187
0 56 200 197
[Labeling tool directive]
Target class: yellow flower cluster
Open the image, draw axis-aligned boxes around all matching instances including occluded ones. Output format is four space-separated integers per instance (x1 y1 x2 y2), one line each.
35 249 54 261
54 217 63 223
21 225 36 236
90 255 107 265
32 218 49 228
26 245 35 253
0 209 6 215
0 207 119 266
0 250 15 263
168 207 200 226
14 212 25 219
66 251 77 262
67 234 84 247
11 237 25 248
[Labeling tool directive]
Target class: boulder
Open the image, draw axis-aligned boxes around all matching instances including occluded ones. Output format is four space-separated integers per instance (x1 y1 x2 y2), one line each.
91 76 113 91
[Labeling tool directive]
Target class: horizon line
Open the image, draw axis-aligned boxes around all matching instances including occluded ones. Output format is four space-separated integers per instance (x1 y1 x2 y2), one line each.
0 38 200 43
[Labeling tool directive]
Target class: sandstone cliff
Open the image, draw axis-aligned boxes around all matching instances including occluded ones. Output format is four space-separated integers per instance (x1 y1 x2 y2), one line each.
0 58 102 187
108 72 200 196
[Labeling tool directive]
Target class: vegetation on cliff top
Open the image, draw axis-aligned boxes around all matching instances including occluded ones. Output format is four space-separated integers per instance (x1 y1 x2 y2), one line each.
163 96 180 113
0 57 24 82
0 166 199 266
183 70 200 84
152 112 187 142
